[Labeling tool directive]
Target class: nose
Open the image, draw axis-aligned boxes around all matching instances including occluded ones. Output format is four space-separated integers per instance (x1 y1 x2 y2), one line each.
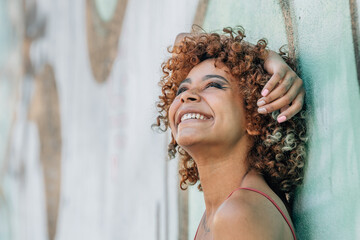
180 89 201 103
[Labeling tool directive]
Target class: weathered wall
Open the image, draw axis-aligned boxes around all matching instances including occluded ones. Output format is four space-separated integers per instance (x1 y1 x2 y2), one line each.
0 0 198 239
187 0 360 239
1 0 360 240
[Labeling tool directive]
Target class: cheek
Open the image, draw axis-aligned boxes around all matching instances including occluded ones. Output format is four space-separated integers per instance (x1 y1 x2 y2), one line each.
230 104 247 130
168 98 180 131
217 101 246 130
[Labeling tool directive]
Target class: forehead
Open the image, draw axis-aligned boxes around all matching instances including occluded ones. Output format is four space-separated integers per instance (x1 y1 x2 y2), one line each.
180 59 234 84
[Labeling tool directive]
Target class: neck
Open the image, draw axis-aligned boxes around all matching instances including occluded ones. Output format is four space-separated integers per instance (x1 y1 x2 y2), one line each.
184 134 253 218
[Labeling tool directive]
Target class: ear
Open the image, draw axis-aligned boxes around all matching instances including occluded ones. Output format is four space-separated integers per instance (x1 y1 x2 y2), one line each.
245 121 261 136
246 127 260 136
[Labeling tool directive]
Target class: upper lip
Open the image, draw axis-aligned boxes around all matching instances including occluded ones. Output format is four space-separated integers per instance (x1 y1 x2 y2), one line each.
175 108 213 126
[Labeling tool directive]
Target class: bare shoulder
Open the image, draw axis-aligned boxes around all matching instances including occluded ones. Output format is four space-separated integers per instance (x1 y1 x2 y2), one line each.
212 189 285 240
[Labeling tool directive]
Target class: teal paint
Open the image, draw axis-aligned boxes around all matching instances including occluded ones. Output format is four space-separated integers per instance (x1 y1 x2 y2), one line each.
202 0 288 51
94 0 118 22
187 0 360 239
292 1 360 239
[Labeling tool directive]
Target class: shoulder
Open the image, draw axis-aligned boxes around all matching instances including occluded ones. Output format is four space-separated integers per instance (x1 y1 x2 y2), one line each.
212 189 283 240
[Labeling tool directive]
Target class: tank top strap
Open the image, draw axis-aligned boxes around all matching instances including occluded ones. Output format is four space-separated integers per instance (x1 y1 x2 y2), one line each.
194 187 297 240
228 187 297 240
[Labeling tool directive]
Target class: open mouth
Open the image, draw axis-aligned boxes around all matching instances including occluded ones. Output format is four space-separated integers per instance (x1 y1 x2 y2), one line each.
181 113 210 122
178 112 213 126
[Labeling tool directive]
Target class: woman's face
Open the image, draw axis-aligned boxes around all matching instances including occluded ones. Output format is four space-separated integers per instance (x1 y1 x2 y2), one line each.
168 59 248 150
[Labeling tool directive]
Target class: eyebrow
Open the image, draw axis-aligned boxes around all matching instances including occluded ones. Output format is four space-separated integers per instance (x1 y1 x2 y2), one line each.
179 74 230 86
202 74 229 83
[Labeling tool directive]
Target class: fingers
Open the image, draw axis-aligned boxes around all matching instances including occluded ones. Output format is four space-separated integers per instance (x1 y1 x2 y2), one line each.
258 76 302 112
262 72 298 103
257 78 304 122
276 90 305 122
280 105 290 113
261 70 286 96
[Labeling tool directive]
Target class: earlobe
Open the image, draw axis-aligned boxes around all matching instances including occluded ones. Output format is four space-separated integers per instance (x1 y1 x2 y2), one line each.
246 128 260 136
246 122 261 136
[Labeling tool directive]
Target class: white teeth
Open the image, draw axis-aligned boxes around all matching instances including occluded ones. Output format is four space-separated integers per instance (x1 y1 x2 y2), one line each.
180 113 208 122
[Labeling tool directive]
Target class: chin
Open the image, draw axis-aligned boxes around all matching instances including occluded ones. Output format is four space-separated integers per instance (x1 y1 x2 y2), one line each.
176 134 202 148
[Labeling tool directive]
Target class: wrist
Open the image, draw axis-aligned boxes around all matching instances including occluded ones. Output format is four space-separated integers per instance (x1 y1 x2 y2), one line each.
264 50 283 73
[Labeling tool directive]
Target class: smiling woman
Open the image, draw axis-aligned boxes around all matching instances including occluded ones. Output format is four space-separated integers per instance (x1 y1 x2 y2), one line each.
155 27 307 240
169 59 248 151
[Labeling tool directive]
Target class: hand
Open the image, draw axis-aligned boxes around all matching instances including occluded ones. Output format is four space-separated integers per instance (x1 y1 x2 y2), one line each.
257 51 305 123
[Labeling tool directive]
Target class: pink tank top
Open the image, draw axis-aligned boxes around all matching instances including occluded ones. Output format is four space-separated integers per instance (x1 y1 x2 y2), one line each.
193 187 297 240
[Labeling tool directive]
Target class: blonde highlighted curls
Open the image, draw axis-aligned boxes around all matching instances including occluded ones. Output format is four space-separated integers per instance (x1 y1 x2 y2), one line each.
155 27 307 197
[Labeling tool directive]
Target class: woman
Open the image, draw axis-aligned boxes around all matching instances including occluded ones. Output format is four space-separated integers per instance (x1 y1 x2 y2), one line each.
156 27 307 240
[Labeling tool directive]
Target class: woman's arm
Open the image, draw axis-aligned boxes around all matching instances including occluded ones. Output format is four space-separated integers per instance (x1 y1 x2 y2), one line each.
259 50 305 123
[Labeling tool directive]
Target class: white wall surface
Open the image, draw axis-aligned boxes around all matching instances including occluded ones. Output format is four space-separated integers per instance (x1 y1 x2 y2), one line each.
0 0 199 239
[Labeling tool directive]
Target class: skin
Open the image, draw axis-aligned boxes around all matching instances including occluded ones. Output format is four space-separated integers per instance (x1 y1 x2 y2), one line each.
261 51 305 122
174 33 305 123
169 59 295 240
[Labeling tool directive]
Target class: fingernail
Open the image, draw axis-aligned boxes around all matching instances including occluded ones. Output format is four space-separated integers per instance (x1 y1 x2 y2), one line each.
258 107 267 114
261 89 269 97
257 99 266 107
277 116 287 123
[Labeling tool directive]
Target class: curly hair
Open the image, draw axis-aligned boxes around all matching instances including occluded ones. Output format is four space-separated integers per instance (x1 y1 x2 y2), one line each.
155 27 307 199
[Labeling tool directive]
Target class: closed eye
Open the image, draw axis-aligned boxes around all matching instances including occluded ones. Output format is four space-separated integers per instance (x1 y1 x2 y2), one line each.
176 81 226 96
205 82 226 89
176 86 188 96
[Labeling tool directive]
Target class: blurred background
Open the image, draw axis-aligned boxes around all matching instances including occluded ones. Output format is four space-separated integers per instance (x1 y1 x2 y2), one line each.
1 0 360 239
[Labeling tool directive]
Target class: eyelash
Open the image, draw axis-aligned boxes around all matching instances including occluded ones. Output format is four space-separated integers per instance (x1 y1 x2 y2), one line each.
176 82 225 96
205 82 224 89
176 87 187 96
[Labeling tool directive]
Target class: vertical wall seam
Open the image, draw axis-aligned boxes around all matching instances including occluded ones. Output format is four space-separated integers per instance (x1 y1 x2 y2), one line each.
156 202 161 240
177 185 189 240
278 0 298 64
192 0 209 29
349 0 360 89
164 133 169 240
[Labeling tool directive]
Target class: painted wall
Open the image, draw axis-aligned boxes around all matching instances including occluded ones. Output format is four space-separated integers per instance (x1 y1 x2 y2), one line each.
1 0 360 240
0 0 199 239
188 0 360 239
